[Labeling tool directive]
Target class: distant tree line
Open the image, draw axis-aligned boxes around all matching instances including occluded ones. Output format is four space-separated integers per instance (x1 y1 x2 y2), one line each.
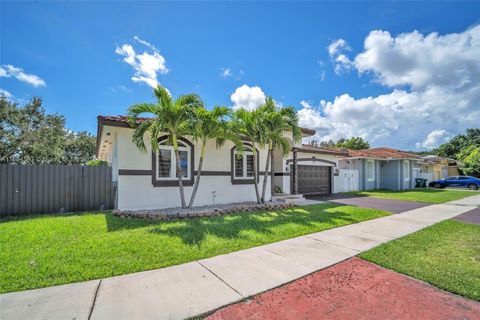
307 136 370 150
0 95 97 165
435 129 480 177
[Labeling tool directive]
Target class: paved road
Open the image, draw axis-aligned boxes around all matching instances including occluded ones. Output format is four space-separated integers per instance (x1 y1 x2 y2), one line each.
307 194 431 213
1 195 479 320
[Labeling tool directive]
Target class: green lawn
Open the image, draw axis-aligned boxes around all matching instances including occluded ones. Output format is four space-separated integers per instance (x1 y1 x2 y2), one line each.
347 189 475 203
0 203 389 293
361 220 480 301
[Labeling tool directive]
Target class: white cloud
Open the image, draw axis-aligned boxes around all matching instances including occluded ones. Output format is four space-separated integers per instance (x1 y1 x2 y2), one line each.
328 39 351 57
115 37 169 88
302 25 480 150
0 65 46 87
220 67 244 80
339 25 480 90
328 39 353 74
0 88 12 98
416 129 452 150
230 84 266 110
220 68 233 78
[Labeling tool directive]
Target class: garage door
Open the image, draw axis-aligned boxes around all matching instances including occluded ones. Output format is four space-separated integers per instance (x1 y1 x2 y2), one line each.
291 165 331 195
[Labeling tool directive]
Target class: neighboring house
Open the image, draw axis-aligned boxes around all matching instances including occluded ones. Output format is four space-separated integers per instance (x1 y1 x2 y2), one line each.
338 148 421 191
415 155 460 183
96 116 348 210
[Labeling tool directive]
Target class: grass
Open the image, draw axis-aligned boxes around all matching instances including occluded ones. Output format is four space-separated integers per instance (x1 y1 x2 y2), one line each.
0 203 389 293
361 220 480 301
346 189 475 203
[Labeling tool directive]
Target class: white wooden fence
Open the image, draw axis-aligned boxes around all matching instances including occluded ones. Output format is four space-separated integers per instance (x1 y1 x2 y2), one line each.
334 169 359 193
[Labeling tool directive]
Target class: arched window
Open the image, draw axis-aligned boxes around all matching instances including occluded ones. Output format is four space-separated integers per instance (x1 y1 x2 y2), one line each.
234 147 255 179
231 144 259 184
156 137 191 180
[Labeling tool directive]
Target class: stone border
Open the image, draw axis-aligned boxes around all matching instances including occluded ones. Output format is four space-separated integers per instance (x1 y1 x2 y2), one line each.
113 202 296 220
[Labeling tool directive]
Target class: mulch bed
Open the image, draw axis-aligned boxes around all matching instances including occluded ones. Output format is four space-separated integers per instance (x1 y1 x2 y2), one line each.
207 257 480 320
113 201 295 220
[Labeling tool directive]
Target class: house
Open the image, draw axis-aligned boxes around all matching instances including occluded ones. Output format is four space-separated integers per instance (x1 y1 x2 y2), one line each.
96 116 348 210
414 155 460 183
338 148 421 191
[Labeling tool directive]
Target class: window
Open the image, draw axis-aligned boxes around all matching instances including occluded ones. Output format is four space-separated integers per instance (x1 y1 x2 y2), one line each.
234 149 255 179
403 160 410 181
156 138 191 180
458 176 469 180
366 159 375 181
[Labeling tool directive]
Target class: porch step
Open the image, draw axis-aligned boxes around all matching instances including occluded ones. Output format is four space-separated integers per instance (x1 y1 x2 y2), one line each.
272 194 306 204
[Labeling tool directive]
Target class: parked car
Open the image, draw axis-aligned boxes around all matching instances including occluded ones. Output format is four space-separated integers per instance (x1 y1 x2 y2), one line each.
429 176 480 190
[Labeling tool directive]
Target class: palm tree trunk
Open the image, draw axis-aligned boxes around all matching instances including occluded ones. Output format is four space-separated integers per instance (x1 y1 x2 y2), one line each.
252 143 261 204
270 147 274 197
261 142 272 203
188 140 206 208
172 134 187 208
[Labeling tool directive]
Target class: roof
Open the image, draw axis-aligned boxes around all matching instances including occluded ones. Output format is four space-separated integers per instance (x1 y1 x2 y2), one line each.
297 144 349 156
346 148 421 160
96 115 317 156
97 115 316 136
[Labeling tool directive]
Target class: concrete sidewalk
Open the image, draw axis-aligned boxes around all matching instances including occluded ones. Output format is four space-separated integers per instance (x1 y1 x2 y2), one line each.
2 195 479 320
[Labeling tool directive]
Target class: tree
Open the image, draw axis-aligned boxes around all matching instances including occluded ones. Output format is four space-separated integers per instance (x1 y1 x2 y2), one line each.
188 106 241 208
258 97 301 203
457 145 480 177
0 95 96 164
63 131 96 164
231 108 267 204
437 129 480 158
436 128 480 177
336 137 370 150
128 86 203 208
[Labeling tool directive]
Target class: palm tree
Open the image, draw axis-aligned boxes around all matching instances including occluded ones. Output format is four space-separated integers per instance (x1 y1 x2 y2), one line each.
188 106 241 208
231 108 268 204
127 85 203 208
259 98 302 203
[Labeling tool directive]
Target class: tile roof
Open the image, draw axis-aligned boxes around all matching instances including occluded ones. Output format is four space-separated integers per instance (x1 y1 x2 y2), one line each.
298 144 349 156
346 148 421 159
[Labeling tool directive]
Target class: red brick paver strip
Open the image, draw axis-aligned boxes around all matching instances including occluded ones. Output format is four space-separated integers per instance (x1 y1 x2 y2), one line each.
207 257 480 320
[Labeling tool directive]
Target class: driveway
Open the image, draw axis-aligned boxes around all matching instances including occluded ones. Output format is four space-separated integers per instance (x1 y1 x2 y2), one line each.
307 194 431 213
207 257 480 320
452 207 480 224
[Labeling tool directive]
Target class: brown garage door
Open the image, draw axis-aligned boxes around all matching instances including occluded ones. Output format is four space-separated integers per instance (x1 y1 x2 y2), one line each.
292 165 331 195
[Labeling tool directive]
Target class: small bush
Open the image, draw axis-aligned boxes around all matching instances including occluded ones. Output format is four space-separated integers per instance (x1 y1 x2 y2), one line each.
85 159 108 166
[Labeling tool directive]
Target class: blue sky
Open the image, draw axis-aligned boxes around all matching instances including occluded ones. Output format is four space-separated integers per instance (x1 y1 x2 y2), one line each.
1 1 479 150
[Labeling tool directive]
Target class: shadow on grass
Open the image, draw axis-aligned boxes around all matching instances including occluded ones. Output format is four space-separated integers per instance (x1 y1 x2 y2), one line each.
129 204 360 245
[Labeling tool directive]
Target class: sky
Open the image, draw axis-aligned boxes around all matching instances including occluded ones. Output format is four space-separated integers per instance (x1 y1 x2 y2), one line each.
1 1 479 150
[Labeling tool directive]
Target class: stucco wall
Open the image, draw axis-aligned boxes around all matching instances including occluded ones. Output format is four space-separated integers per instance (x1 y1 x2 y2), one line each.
111 127 272 210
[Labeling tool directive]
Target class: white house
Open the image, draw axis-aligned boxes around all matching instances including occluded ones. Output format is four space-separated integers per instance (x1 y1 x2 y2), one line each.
96 116 348 210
